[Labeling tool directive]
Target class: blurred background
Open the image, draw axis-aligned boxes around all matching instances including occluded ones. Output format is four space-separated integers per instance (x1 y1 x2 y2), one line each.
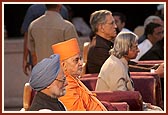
4 4 159 38
3 3 164 111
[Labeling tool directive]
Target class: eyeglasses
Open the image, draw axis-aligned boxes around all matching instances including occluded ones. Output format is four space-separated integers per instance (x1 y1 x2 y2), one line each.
104 20 115 26
55 76 66 83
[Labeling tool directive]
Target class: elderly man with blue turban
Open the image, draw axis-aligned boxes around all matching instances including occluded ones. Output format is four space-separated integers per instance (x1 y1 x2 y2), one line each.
28 54 68 111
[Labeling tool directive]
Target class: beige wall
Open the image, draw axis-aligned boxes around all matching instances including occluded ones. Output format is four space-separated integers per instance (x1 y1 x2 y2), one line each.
4 39 29 110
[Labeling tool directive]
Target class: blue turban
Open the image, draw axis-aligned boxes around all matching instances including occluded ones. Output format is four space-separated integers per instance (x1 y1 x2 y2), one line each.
29 54 60 91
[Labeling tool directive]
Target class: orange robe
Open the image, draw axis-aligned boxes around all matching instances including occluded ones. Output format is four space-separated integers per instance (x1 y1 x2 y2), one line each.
59 72 107 111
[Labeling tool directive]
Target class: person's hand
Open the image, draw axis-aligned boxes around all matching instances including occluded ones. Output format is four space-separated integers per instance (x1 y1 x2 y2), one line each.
145 103 154 109
23 60 31 76
155 63 164 78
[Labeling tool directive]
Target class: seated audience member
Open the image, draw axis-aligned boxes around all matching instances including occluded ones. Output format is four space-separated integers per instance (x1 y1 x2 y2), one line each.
28 54 67 111
138 15 163 44
86 10 117 74
113 12 132 34
132 22 164 62
52 38 107 111
95 32 163 111
138 38 164 61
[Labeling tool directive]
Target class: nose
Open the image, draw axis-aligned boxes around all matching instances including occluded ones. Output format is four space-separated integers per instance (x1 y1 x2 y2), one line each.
79 58 83 66
114 23 117 28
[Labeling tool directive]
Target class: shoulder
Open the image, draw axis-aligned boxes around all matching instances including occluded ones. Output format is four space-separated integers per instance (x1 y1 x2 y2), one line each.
64 20 76 28
102 55 121 69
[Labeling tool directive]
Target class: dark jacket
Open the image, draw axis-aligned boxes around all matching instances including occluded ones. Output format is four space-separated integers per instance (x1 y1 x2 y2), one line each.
29 92 66 111
139 39 164 60
86 35 114 74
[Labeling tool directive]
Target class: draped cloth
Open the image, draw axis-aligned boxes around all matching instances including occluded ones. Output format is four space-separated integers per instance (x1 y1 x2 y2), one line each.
59 72 107 111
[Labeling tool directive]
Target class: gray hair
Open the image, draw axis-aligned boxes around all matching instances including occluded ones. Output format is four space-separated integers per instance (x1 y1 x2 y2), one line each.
144 15 162 28
110 32 138 58
90 10 112 32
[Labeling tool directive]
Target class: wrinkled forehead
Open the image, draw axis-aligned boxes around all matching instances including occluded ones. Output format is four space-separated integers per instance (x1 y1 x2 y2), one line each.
154 26 164 32
65 53 81 62
105 14 114 21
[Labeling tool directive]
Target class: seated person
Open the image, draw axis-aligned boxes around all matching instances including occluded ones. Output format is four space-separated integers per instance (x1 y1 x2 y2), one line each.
28 54 67 111
138 15 163 44
132 23 164 62
138 38 164 61
113 12 132 33
52 38 107 111
86 10 117 74
95 32 162 111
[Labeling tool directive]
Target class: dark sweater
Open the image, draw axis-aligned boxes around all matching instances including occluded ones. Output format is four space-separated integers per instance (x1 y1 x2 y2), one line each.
86 35 114 74
29 92 66 111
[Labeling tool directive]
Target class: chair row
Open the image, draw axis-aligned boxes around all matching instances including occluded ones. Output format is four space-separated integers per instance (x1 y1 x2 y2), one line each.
22 82 130 111
80 72 163 110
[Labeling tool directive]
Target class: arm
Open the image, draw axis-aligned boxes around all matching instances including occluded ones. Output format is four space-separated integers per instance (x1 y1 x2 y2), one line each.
27 26 37 69
153 62 164 78
22 5 38 76
23 32 32 76
31 52 37 67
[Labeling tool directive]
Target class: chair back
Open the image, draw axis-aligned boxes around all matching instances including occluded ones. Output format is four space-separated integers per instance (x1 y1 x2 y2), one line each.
23 83 34 111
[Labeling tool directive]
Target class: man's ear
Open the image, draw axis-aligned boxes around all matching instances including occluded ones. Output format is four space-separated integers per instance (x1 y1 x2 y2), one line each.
60 61 65 67
99 24 104 32
60 61 67 72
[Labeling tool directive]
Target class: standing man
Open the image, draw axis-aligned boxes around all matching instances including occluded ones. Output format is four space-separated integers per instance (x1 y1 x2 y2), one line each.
86 10 117 74
21 4 70 76
21 4 46 76
27 4 78 73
